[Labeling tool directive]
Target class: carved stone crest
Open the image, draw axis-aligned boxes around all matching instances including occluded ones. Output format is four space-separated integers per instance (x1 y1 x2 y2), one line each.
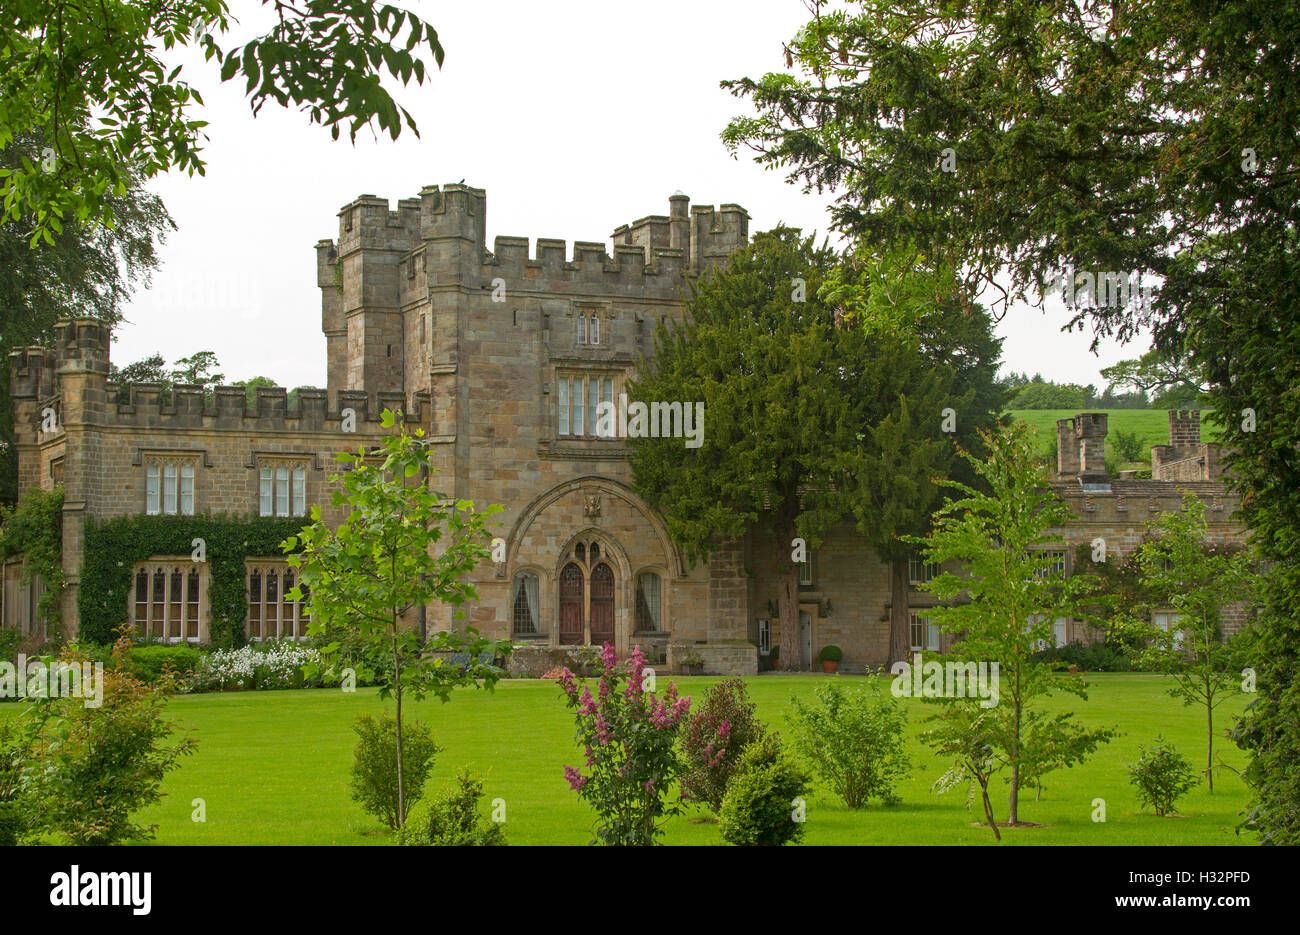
584 494 601 518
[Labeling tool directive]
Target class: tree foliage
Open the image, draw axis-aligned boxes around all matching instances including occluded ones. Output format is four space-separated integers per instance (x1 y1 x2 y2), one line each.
911 421 1115 827
629 228 1001 667
2 0 445 244
1111 492 1256 792
724 0 1300 842
284 408 510 828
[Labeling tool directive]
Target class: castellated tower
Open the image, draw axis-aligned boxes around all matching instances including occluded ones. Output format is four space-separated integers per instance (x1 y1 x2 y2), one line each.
313 183 756 671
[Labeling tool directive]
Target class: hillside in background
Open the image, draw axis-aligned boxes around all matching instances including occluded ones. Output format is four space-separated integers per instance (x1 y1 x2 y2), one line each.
1007 409 1222 466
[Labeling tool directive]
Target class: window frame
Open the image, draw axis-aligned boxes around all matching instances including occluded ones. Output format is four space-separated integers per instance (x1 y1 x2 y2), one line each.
144 457 197 516
556 370 620 440
130 559 205 643
245 560 312 641
909 611 939 652
257 459 310 518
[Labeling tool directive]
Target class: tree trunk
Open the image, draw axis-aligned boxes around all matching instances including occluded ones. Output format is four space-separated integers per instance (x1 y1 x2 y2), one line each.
1008 671 1021 825
888 558 911 667
1206 697 1214 793
777 561 800 672
979 776 1000 841
393 625 406 829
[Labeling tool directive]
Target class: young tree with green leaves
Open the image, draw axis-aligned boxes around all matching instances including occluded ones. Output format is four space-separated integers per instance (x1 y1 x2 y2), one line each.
1113 492 1256 792
2 1 445 244
723 0 1300 841
911 421 1114 827
284 409 510 829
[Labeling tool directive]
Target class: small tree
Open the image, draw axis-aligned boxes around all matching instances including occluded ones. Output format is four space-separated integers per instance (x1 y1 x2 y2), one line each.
400 770 507 846
350 713 440 831
286 409 511 829
556 645 691 845
26 631 196 845
1115 492 1255 791
1130 736 1198 817
787 679 909 808
925 705 1003 840
718 733 810 847
910 421 1115 827
680 678 766 812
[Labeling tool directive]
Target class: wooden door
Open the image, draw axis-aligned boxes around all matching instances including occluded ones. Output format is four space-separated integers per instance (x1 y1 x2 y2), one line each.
559 563 584 645
589 562 615 646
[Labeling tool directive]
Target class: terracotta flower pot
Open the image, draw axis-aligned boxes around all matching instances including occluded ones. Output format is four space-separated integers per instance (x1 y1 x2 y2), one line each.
821 659 839 674
1068 665 1079 675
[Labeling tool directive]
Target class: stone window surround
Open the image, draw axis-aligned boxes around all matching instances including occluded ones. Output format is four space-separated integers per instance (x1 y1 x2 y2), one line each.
144 454 200 516
254 455 311 518
550 365 626 441
130 557 207 643
245 559 311 641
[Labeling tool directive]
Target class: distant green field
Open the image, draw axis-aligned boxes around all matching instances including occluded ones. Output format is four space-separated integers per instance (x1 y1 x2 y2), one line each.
1008 409 1221 463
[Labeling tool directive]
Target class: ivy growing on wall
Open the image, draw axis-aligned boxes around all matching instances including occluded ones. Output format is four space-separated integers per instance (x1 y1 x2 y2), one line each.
79 513 305 647
0 486 67 628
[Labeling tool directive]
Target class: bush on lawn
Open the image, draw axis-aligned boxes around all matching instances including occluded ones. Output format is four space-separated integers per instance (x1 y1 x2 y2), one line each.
26 633 197 845
400 770 507 846
680 678 766 812
350 714 441 831
718 733 810 846
1130 736 1198 817
129 644 202 683
788 678 909 808
555 643 691 845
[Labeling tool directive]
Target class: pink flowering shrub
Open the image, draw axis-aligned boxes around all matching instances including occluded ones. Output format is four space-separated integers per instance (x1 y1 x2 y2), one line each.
680 678 766 811
555 643 691 845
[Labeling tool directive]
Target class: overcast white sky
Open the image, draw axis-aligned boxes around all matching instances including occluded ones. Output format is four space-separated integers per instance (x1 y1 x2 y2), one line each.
117 0 1146 390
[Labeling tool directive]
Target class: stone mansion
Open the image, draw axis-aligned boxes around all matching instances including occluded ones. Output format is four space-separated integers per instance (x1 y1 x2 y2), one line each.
3 183 1250 675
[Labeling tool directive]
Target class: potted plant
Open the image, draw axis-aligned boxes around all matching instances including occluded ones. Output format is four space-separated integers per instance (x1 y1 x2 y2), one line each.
818 645 843 674
680 650 705 676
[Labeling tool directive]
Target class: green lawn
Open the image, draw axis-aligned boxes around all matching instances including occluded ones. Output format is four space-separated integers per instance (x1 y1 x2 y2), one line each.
1007 409 1222 459
56 673 1254 846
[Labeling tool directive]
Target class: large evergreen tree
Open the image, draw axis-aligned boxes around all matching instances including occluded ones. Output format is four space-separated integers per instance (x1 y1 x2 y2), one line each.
723 0 1300 843
628 229 1000 669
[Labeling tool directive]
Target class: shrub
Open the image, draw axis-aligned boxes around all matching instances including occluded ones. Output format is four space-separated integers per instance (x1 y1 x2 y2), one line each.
818 645 843 663
1034 640 1131 672
129 644 202 683
399 770 507 846
350 714 441 831
680 678 766 811
718 733 810 846
190 643 322 692
556 644 691 845
0 714 42 845
1129 736 1198 817
788 679 909 808
25 633 197 845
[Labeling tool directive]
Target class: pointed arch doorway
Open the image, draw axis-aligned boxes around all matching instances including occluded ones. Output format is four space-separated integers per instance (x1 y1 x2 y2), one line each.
589 562 615 645
559 563 584 645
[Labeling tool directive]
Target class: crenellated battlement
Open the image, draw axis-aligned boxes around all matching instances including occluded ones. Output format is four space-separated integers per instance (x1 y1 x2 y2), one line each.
96 383 434 435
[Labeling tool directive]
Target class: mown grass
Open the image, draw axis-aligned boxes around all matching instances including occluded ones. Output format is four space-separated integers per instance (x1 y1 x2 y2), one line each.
30 672 1247 845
